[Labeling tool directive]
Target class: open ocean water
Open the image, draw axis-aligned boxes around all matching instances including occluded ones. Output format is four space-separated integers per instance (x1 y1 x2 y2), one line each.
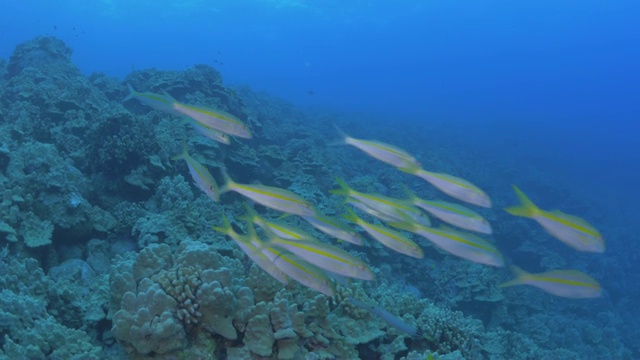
0 1 638 359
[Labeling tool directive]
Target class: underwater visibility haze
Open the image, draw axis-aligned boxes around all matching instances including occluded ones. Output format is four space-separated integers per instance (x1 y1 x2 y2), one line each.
0 0 639 359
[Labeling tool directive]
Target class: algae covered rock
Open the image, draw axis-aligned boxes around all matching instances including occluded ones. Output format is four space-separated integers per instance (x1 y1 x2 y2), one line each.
6 36 78 79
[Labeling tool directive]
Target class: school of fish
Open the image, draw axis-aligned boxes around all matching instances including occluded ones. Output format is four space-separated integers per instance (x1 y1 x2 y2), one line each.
125 85 605 300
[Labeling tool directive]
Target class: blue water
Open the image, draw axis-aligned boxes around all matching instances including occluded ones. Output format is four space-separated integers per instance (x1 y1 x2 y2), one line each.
1 1 639 359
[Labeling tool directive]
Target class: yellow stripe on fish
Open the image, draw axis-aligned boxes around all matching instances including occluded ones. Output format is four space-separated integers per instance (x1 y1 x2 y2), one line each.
301 212 364 246
266 235 374 281
171 145 220 202
505 185 604 253
220 169 316 217
403 186 491 234
407 169 492 208
260 244 335 297
212 216 288 285
173 102 252 139
499 266 601 299
334 126 421 171
188 119 232 145
331 178 418 220
123 84 176 114
343 209 423 259
395 222 503 267
240 204 314 241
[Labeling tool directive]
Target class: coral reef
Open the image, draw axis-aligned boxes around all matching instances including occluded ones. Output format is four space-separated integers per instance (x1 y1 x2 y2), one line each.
0 36 636 360
0 248 103 359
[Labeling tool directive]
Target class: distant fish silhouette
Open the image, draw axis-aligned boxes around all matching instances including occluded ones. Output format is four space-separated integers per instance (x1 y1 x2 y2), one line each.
307 90 314 95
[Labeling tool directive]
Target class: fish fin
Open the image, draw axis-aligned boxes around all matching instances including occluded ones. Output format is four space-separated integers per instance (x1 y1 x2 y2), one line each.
329 178 351 197
504 185 539 218
218 167 236 195
161 90 177 103
253 223 283 251
123 83 136 102
238 202 259 223
400 185 419 202
212 214 234 236
328 124 349 146
170 141 189 161
499 265 529 288
277 213 292 220
341 208 361 224
244 218 260 241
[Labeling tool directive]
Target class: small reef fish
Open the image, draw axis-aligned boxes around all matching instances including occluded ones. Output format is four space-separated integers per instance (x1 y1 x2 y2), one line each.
505 185 604 253
343 210 424 259
404 187 492 234
220 170 316 217
393 206 432 228
265 234 375 281
213 215 288 285
124 88 232 145
347 298 421 337
301 213 364 246
241 204 314 241
171 145 220 202
499 266 602 299
260 242 335 297
407 168 492 208
188 119 231 145
123 84 176 113
173 102 252 139
331 179 423 225
396 222 504 267
334 126 421 171
346 198 431 228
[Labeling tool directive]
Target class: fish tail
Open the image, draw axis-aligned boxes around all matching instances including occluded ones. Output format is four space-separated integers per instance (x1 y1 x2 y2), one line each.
341 208 360 224
498 265 529 288
329 178 351 197
504 185 539 218
244 219 259 241
238 202 259 223
254 222 282 251
329 124 349 146
218 167 236 195
161 90 177 103
400 185 419 203
212 214 234 236
170 141 189 161
277 213 292 220
347 297 374 311
123 83 136 102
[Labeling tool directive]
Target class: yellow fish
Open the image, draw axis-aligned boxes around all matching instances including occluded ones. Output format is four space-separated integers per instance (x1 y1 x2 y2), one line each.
173 102 252 139
500 266 602 299
343 209 423 259
171 146 220 202
213 216 288 285
505 185 604 253
220 170 316 217
334 127 420 171
407 169 491 208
